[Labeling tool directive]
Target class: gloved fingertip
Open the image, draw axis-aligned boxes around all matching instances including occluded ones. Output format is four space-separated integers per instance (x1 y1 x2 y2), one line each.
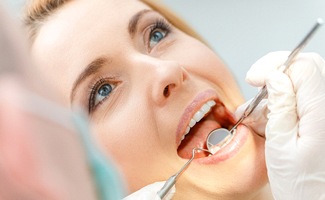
245 71 265 87
234 100 251 119
266 70 295 109
310 52 325 75
265 70 298 140
265 71 294 101
246 51 290 87
164 187 176 200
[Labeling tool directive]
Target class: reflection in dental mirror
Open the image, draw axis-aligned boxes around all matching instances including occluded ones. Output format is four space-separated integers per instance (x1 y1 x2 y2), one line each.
206 128 235 154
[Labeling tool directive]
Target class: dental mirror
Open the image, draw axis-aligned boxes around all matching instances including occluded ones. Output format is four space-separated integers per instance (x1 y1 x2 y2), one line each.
206 18 323 155
206 128 234 154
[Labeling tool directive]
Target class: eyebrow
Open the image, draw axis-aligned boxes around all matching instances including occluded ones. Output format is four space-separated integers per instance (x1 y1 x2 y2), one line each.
70 57 109 103
70 9 152 103
128 9 151 37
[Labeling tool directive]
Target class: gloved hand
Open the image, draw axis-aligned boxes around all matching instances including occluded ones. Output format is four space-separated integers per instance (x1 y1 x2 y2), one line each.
123 181 175 200
235 98 268 137
245 51 325 200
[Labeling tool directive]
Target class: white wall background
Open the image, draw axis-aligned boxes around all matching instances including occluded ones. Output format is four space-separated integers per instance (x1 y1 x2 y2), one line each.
1 0 25 17
162 0 325 100
2 0 325 100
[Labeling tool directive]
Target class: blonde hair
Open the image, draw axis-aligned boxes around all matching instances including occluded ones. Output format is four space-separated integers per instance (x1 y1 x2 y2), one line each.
24 0 71 43
24 0 206 44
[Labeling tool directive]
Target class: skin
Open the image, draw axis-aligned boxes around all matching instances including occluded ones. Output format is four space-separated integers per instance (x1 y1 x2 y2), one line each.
31 0 273 199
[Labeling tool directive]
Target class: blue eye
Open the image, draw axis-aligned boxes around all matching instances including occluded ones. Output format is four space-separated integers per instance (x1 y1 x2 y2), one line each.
94 84 112 105
149 30 167 48
148 19 171 49
89 79 117 112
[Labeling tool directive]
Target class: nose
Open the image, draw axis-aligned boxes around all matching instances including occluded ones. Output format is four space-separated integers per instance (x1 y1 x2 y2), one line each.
149 60 188 105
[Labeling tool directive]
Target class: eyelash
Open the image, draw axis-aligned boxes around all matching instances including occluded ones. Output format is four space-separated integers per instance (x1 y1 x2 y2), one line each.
147 18 172 50
150 18 171 33
88 76 117 113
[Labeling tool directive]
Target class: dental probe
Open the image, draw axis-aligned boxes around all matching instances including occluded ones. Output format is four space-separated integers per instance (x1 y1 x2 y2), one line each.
157 148 211 199
206 18 323 153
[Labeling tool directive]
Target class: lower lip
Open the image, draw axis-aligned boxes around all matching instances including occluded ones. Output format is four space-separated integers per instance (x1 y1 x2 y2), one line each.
195 124 249 164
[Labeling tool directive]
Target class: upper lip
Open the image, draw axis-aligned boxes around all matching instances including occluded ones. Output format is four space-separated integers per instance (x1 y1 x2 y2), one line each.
175 89 220 147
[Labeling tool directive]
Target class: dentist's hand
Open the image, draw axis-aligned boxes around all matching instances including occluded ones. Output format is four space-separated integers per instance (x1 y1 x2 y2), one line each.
246 51 325 200
235 98 268 137
123 181 175 200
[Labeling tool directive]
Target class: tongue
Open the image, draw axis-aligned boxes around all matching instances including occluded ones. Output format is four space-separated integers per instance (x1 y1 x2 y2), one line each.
177 119 221 159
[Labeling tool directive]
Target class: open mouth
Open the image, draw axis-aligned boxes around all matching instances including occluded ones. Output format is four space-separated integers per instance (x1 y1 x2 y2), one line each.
177 99 236 159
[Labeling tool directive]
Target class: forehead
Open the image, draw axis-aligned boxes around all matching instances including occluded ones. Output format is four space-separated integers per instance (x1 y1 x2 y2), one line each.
31 0 151 103
33 0 151 60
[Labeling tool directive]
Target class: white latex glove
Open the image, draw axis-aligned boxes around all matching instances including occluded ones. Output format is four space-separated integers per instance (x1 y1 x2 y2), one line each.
235 98 268 137
123 181 175 200
246 51 325 200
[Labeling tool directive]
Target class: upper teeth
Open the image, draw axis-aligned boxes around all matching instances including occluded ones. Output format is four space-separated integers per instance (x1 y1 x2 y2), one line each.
180 100 216 142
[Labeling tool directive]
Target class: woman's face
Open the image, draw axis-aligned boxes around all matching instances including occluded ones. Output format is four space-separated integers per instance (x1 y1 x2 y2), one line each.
31 0 268 199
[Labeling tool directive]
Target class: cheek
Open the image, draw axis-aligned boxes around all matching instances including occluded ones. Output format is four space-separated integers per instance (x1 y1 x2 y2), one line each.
88 104 166 191
192 49 229 79
90 113 157 160
167 35 234 84
187 43 234 85
176 40 244 108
